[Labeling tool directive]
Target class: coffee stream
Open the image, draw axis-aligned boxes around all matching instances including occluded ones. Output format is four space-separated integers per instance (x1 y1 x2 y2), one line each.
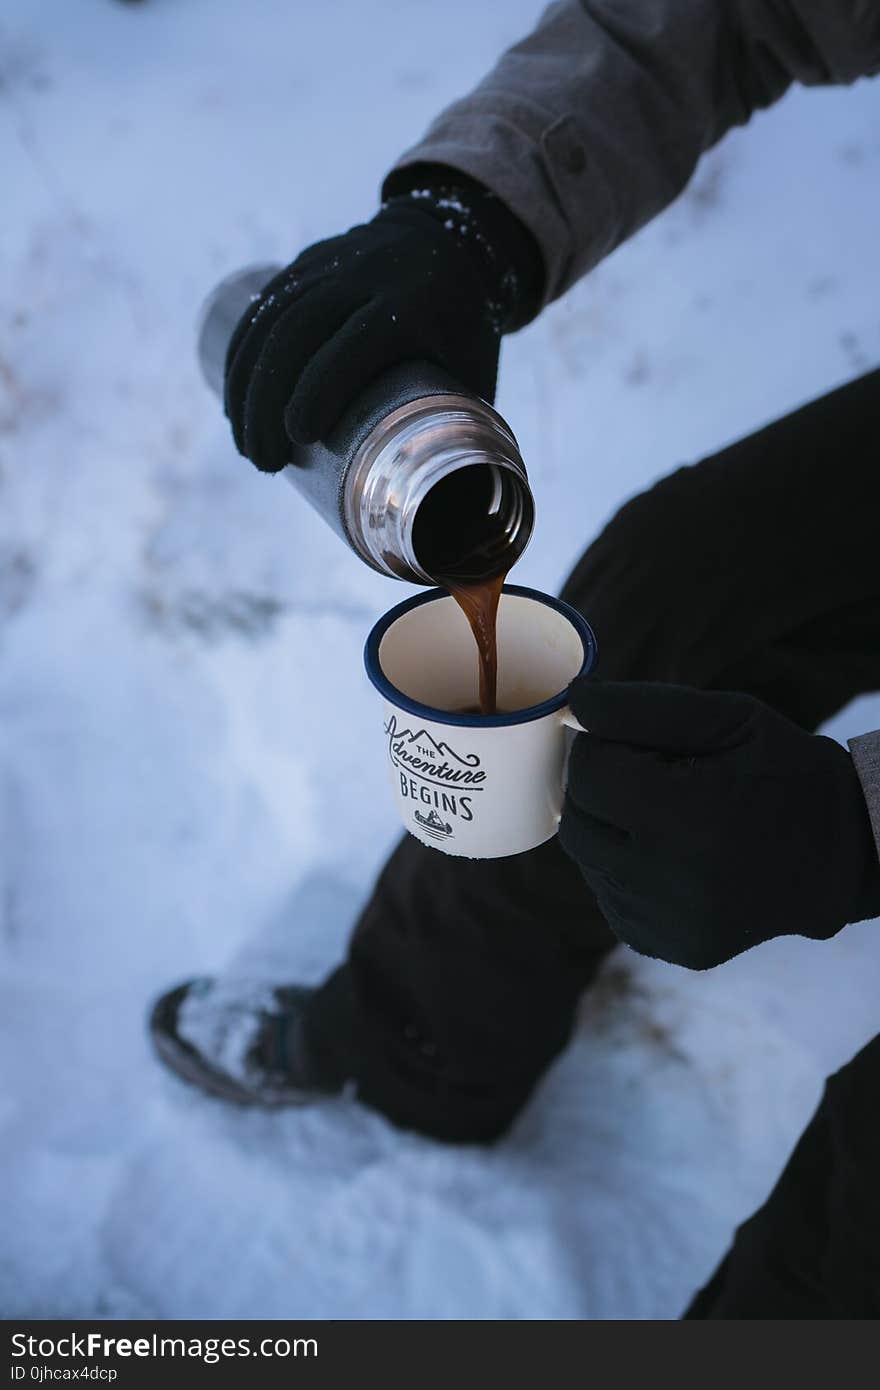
440 573 506 716
412 465 513 716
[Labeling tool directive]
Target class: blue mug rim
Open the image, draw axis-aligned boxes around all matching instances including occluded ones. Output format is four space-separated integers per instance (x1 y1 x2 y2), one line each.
364 583 598 729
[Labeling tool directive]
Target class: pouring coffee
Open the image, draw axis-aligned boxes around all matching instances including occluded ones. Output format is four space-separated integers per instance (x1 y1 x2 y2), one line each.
198 265 535 714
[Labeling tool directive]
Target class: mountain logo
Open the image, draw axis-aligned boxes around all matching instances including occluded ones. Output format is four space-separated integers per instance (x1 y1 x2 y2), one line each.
384 715 485 790
413 808 453 840
384 715 481 768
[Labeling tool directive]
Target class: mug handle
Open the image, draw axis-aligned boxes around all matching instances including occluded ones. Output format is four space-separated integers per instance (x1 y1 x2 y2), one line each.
559 707 588 734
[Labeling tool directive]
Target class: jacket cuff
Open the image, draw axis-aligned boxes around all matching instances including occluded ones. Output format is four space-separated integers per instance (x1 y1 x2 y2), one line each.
384 97 616 310
849 729 880 866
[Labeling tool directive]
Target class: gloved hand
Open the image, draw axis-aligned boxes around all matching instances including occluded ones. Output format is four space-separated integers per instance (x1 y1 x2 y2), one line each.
224 172 542 472
559 678 880 970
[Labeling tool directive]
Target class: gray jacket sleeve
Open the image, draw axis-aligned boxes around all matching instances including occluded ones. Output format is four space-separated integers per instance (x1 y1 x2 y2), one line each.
385 0 880 305
850 731 880 872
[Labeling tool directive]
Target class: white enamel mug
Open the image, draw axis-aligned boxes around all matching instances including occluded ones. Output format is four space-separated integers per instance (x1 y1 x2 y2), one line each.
364 584 597 859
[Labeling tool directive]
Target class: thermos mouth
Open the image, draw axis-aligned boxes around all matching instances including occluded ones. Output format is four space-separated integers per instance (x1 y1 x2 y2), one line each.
344 396 535 584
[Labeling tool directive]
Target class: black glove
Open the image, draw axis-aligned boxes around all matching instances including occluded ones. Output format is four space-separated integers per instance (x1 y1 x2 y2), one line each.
559 678 880 970
224 170 543 472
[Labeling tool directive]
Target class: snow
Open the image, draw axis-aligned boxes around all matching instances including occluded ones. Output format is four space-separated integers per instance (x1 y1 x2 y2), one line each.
2 0 880 1321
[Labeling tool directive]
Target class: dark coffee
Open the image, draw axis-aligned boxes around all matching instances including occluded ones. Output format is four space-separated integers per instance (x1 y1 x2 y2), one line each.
411 463 517 716
443 572 506 716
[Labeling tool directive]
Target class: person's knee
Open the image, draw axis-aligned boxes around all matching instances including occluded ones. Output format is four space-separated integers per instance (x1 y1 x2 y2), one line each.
559 463 720 684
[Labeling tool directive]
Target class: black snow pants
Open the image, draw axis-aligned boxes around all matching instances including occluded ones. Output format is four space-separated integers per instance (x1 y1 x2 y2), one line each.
304 368 880 1316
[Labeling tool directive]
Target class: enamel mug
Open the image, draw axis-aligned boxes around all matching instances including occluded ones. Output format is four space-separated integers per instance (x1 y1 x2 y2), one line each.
365 585 597 858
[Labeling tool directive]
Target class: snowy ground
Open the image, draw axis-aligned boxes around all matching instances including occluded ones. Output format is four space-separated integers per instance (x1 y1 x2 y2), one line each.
2 0 880 1320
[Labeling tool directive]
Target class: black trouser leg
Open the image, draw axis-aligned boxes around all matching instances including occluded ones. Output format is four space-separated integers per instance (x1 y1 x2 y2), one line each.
305 368 880 1143
685 1033 880 1319
307 832 613 1142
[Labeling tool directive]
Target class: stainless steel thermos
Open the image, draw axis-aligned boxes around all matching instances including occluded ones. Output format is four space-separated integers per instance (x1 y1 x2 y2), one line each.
198 265 534 585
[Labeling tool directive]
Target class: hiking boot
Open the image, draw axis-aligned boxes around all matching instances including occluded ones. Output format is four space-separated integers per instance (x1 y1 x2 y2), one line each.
148 977 347 1106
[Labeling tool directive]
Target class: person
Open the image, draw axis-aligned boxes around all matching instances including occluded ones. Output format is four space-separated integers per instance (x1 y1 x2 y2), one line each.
150 0 880 1317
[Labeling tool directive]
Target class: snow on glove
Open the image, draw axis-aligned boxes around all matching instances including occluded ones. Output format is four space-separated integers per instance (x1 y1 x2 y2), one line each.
558 678 880 970
224 173 542 473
